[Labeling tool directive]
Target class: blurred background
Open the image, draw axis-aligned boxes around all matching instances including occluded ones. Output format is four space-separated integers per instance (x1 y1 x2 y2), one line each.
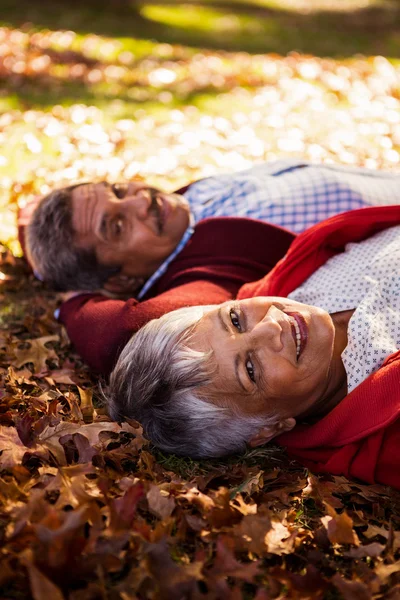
1 0 400 250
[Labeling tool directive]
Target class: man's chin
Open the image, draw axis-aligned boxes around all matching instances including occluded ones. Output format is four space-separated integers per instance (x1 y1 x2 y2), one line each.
170 193 189 210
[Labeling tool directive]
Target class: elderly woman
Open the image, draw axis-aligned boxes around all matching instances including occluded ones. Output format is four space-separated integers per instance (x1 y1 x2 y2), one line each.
107 206 400 489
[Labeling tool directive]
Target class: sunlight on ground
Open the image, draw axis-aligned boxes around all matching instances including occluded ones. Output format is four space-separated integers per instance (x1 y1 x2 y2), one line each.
265 0 389 12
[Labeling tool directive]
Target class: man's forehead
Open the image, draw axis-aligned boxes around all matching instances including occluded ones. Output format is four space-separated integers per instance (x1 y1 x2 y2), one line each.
71 183 100 239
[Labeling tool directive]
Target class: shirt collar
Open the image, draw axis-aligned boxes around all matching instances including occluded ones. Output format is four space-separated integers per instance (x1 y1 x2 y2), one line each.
137 214 195 299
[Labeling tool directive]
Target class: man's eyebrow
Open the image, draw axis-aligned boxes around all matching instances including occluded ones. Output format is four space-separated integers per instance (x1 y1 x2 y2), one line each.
99 213 108 239
217 307 246 392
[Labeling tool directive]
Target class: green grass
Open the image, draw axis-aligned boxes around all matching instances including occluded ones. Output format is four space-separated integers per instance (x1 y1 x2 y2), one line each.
2 0 400 58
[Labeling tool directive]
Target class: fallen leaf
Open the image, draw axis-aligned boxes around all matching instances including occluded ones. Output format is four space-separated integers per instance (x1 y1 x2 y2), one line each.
0 425 47 468
344 542 385 558
332 574 372 600
12 335 59 372
375 561 400 585
233 513 272 555
77 386 95 423
264 518 297 555
321 504 359 546
147 484 176 520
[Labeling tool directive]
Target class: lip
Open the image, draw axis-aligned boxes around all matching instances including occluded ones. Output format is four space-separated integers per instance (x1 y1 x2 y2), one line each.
286 311 308 360
160 195 171 226
149 189 168 234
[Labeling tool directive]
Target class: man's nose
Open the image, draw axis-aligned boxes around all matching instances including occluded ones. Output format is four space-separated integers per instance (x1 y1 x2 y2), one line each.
253 316 283 353
124 188 152 221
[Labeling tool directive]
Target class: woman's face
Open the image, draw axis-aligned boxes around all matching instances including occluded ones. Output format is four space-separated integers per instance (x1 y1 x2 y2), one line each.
190 297 346 434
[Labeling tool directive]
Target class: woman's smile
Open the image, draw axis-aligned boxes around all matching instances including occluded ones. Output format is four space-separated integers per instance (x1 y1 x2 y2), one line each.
286 311 308 360
189 297 346 423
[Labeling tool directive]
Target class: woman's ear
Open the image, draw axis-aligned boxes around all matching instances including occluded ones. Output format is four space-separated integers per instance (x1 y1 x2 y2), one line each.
103 274 145 295
248 417 296 448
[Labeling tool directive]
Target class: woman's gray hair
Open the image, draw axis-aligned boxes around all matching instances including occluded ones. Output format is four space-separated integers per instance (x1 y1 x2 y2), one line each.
107 305 277 458
26 185 118 290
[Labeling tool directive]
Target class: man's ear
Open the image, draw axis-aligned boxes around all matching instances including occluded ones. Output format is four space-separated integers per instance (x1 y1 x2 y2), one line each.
103 274 145 295
248 417 296 448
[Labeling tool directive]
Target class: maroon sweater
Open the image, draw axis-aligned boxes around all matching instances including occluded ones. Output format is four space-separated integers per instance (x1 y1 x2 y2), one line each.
59 217 295 375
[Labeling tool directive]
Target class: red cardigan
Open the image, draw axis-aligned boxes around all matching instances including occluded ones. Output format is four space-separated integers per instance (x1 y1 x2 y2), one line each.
238 206 400 489
59 217 295 375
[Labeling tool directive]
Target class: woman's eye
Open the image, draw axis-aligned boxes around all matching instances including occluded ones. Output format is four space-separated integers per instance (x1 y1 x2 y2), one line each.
111 184 127 199
246 358 255 383
229 309 241 332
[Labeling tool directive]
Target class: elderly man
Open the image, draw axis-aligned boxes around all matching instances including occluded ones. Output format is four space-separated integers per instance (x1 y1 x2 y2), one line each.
23 159 400 297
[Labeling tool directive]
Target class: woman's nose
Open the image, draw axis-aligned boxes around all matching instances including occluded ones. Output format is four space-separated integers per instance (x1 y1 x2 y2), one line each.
253 316 283 353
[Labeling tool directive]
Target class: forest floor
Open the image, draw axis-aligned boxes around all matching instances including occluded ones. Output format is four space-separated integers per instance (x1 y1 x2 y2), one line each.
1 1 400 598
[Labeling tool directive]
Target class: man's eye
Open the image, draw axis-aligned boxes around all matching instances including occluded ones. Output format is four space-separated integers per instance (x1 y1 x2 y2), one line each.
229 309 241 332
111 184 127 199
111 217 123 237
246 358 255 383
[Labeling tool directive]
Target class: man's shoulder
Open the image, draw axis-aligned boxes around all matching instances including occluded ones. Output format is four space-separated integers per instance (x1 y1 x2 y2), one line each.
182 216 295 260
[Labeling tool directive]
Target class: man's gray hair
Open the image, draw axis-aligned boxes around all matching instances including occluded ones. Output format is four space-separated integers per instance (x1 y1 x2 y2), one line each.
107 305 277 458
26 185 118 290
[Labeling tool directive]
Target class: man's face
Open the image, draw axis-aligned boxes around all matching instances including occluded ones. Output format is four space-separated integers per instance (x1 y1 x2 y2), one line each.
71 181 190 278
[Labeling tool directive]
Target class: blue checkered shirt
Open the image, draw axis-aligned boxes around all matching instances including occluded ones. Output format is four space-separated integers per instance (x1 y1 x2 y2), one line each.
137 159 400 299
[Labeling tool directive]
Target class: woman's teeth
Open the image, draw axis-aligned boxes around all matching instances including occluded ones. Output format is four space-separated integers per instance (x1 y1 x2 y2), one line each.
289 316 301 358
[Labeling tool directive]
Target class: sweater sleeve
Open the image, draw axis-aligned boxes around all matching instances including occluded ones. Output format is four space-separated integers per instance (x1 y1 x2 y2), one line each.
59 279 236 376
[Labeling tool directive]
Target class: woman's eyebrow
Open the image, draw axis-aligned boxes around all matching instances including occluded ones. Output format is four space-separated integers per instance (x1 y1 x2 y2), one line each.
217 306 229 333
234 354 246 392
217 307 246 392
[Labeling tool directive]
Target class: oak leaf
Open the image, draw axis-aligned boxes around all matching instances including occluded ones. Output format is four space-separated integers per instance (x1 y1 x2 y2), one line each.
77 386 95 423
233 513 272 555
0 425 47 468
321 503 359 546
147 484 176 520
344 542 385 558
264 518 297 555
332 574 372 600
13 335 59 372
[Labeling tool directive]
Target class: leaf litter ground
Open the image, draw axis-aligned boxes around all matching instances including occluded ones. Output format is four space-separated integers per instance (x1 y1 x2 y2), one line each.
2 6 400 599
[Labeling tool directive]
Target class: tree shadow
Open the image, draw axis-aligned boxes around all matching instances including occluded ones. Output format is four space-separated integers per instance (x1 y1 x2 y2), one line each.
2 0 400 57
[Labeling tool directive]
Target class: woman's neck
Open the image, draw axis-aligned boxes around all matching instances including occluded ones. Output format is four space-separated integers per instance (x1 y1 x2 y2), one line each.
298 309 354 424
331 309 354 353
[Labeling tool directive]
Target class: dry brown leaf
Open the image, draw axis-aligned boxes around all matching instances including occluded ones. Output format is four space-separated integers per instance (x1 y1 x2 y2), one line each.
210 535 260 581
147 484 176 520
344 542 385 558
233 513 272 555
332 574 372 600
12 335 59 372
321 503 359 546
375 561 400 585
0 425 47 468
77 386 95 423
264 518 297 555
364 524 390 540
177 486 215 513
45 368 77 385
